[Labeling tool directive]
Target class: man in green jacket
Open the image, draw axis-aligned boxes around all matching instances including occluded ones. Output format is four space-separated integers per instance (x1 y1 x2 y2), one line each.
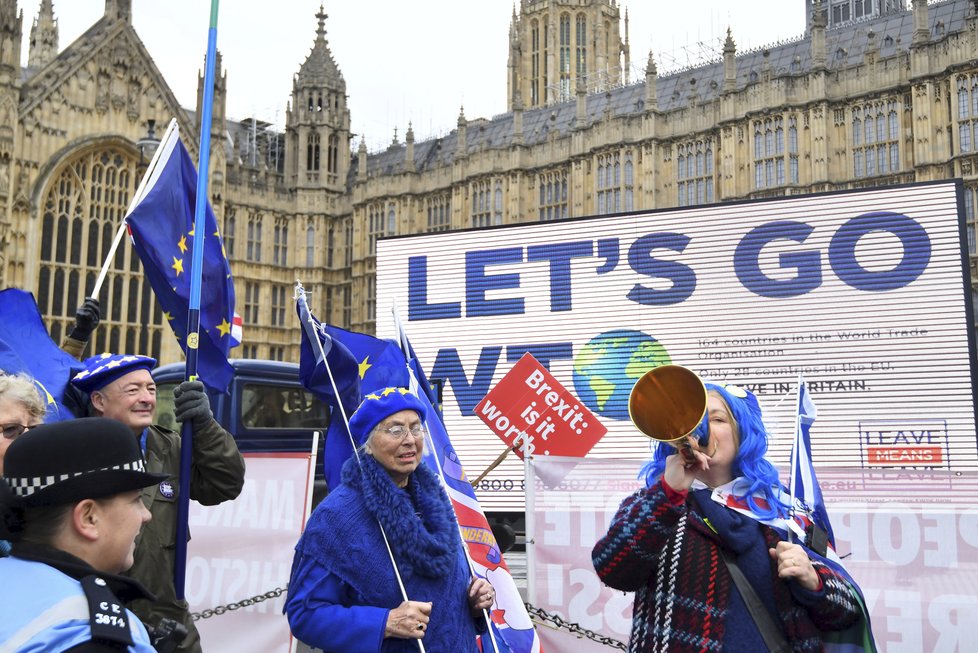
72 353 246 653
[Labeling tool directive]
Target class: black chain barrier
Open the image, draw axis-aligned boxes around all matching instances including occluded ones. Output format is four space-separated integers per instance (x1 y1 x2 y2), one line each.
523 602 628 650
190 587 288 621
191 586 628 650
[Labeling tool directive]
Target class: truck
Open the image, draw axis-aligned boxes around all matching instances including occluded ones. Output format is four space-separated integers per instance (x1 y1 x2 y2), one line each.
152 359 330 505
374 180 978 535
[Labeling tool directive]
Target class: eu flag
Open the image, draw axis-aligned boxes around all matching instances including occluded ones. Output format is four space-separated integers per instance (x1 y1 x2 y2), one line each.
125 126 238 392
296 287 407 489
0 288 85 421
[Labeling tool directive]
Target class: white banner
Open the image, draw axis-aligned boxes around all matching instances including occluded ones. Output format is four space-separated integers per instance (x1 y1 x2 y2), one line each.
377 181 978 513
187 452 316 653
527 457 978 652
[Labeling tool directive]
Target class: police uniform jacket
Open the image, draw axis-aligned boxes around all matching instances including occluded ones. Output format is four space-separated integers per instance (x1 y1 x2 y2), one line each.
0 542 156 652
125 420 245 653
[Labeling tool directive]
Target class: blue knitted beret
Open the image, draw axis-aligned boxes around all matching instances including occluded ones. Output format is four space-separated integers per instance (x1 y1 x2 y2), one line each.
70 353 157 393
348 387 427 445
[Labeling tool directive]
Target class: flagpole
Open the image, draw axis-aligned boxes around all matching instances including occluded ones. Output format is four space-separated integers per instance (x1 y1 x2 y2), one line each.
90 118 178 301
296 282 426 653
788 374 803 542
174 0 220 600
392 305 501 653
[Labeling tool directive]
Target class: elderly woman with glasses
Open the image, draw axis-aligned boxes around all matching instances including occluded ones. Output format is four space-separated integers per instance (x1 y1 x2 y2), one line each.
286 387 494 653
0 372 47 476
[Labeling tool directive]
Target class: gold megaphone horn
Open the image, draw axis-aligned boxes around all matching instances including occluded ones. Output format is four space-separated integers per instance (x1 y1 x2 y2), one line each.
628 365 710 457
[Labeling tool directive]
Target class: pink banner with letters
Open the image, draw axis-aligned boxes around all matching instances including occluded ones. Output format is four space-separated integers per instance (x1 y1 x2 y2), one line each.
186 452 316 653
527 457 978 652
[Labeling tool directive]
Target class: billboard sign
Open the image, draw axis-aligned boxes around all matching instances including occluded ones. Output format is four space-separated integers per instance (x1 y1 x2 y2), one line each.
376 182 977 511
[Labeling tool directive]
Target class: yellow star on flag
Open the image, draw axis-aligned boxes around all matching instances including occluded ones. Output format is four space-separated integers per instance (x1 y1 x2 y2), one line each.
163 311 173 322
171 256 184 275
177 235 188 254
364 393 381 401
216 318 231 337
358 356 372 379
381 387 399 397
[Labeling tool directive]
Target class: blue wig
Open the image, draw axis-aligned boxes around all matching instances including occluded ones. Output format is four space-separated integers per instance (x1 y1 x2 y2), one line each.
639 382 789 520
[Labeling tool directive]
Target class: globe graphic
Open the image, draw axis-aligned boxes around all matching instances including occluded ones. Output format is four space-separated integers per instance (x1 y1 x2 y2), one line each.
572 329 672 420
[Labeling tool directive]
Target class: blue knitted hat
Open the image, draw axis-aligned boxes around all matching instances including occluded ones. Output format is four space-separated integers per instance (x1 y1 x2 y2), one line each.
348 387 427 445
70 353 157 393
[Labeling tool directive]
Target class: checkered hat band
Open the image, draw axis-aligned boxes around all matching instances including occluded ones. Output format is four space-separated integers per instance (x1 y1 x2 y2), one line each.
6 458 147 498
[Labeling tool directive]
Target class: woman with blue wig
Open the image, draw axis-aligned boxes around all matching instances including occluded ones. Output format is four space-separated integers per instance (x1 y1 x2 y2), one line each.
593 378 875 652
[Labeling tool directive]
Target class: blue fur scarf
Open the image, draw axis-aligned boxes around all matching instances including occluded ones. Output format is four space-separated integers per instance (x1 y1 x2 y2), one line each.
297 455 479 651
343 453 458 579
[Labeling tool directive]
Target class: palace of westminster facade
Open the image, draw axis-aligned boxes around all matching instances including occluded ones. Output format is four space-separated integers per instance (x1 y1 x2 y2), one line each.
0 0 977 365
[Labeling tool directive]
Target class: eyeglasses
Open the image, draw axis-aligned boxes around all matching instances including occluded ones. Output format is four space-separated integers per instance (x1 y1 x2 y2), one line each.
1 423 37 440
381 424 426 441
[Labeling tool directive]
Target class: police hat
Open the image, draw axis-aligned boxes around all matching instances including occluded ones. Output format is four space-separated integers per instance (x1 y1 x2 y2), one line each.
2 417 168 507
70 353 157 394
348 387 427 446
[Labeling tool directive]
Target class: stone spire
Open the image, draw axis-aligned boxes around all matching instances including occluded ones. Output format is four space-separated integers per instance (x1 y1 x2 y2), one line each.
103 0 131 22
28 0 57 70
723 28 736 93
405 123 416 173
644 51 658 110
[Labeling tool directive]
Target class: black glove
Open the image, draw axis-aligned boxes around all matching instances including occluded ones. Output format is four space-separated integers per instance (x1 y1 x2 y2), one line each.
173 380 214 429
69 297 101 341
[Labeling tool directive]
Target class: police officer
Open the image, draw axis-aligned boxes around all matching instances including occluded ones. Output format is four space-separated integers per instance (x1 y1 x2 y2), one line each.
71 354 246 653
0 417 167 652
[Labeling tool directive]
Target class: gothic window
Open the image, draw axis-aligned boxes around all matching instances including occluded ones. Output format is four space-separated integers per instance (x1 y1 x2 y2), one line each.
307 133 321 171
531 20 540 105
327 225 335 268
367 203 387 255
39 147 160 360
225 214 236 257
327 134 339 182
852 100 900 177
387 204 397 235
494 181 504 226
306 225 315 267
426 195 452 232
344 219 353 268
342 285 352 329
957 74 978 153
367 274 377 323
575 14 587 85
831 0 851 26
471 180 493 228
753 117 793 189
247 214 262 262
244 281 260 325
270 285 287 327
678 138 715 206
559 14 572 101
539 169 568 221
596 152 629 214
273 220 289 266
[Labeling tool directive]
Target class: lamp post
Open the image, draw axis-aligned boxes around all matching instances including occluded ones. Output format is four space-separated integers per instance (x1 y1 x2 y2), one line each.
135 119 160 180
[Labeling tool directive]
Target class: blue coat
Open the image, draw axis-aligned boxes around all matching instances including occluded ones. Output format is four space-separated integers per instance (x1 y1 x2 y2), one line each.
286 456 482 653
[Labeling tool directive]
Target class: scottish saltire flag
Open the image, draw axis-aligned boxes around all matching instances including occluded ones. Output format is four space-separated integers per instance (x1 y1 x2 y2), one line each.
295 286 407 489
0 288 85 421
125 124 239 392
789 377 835 547
393 316 542 653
